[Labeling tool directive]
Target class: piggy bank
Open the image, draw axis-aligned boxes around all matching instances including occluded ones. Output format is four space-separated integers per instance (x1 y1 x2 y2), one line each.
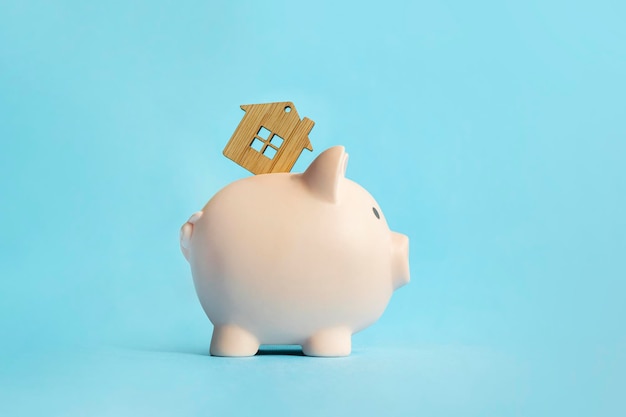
180 146 409 357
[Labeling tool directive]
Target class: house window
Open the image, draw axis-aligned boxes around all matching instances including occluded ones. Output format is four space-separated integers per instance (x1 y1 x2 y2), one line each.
250 126 284 160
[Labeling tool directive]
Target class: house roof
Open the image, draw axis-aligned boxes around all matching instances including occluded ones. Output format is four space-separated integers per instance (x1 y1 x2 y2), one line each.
240 101 313 151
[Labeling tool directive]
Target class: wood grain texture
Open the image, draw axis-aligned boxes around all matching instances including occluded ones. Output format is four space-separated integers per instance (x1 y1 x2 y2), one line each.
223 102 314 174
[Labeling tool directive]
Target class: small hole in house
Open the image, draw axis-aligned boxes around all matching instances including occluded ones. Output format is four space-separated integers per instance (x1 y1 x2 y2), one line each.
263 146 277 159
270 134 284 148
250 138 264 152
257 127 271 139
284 106 291 113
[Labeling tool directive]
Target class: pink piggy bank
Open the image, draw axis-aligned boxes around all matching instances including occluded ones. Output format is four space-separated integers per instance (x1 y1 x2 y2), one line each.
180 146 409 357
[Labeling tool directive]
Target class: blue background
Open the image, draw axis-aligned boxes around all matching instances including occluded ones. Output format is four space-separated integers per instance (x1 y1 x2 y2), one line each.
1 1 624 415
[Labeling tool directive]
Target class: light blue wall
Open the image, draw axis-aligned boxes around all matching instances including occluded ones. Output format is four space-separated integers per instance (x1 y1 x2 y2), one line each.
1 1 624 416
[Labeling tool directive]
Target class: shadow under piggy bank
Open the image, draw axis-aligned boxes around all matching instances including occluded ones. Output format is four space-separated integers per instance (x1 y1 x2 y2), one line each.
256 345 305 356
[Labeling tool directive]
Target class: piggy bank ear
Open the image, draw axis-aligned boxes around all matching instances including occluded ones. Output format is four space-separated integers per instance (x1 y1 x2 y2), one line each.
301 146 348 203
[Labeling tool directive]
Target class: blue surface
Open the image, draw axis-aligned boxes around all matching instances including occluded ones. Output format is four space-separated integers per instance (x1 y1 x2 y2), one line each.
1 1 624 416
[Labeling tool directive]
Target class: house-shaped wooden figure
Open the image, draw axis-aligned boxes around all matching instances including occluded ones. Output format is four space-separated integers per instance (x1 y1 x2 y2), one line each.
223 102 314 175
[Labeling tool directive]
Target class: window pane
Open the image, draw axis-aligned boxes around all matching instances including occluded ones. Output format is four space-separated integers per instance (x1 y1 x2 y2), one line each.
263 146 277 159
257 126 271 139
250 138 264 152
270 134 284 148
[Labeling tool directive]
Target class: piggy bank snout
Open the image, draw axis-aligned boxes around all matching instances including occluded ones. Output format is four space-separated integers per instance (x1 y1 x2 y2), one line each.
391 231 410 290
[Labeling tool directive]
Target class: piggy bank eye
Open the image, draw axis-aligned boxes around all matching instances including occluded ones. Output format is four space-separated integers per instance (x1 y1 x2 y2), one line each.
372 207 380 219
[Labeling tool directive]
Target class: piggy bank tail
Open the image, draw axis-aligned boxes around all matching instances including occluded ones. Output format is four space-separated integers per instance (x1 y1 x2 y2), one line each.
180 211 203 261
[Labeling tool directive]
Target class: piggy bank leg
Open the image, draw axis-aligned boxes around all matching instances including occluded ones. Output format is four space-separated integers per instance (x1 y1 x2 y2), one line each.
302 327 352 357
210 325 259 357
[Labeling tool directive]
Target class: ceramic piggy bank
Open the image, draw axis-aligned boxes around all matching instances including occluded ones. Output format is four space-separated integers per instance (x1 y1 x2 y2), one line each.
180 146 409 357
